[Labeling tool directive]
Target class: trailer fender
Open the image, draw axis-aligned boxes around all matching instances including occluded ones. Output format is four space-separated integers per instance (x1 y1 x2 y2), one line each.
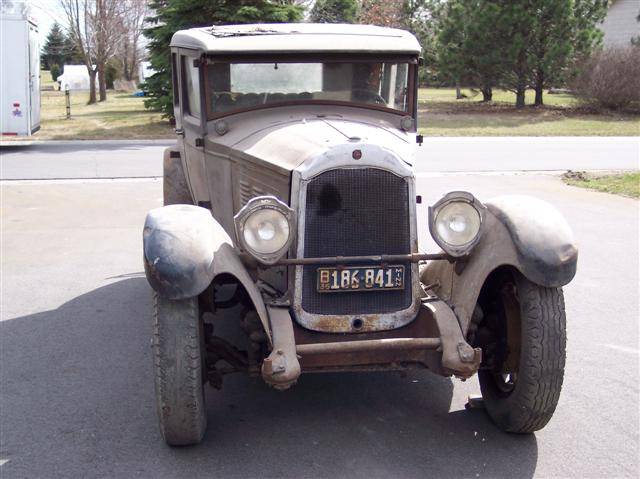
422 195 577 335
143 205 271 340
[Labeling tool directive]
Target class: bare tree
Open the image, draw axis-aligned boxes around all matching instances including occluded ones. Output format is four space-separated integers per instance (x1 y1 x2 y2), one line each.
358 0 405 28
60 0 99 104
60 0 126 103
120 0 149 83
90 0 126 101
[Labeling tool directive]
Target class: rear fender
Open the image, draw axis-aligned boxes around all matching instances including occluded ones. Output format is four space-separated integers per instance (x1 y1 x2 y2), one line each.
143 205 271 341
422 195 577 335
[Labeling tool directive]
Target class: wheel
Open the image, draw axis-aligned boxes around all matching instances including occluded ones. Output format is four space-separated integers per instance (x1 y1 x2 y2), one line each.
152 292 207 445
476 270 566 433
163 151 193 205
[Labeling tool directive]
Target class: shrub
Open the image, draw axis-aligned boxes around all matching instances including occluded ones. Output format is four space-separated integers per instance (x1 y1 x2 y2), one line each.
573 46 640 110
50 63 61 82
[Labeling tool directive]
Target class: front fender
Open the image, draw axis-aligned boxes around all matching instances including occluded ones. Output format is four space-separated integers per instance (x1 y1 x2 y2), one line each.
143 205 271 341
486 195 577 287
422 195 577 335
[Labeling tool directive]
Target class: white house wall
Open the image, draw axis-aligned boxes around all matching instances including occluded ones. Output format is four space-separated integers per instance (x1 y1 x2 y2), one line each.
600 0 640 47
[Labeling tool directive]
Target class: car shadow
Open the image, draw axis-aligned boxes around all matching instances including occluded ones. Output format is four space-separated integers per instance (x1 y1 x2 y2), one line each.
1 278 537 478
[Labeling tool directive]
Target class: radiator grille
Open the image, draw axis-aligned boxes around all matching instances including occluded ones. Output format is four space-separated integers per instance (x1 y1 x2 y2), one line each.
301 168 412 315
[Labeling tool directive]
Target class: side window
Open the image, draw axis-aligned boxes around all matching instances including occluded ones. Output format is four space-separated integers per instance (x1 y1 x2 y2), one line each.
181 55 200 117
171 53 179 106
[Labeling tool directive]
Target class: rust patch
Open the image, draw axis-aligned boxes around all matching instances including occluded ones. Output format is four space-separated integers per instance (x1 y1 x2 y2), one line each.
312 314 383 333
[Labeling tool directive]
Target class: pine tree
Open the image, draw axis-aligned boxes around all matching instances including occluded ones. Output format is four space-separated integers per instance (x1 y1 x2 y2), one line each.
436 0 504 101
434 0 607 107
529 0 607 105
435 1 469 96
63 33 85 64
495 0 537 107
142 0 304 118
41 23 67 75
310 0 359 23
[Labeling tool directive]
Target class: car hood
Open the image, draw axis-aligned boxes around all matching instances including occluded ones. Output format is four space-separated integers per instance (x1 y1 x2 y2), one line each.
206 109 415 174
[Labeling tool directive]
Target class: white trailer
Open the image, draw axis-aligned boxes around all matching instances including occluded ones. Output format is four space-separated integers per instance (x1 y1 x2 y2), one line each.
1 1 40 137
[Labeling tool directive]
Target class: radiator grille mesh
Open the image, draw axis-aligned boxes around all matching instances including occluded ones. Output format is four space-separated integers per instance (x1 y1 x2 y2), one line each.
301 168 412 314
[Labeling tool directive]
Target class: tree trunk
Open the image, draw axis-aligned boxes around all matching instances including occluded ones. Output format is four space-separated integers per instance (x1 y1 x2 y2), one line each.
98 62 107 102
131 36 139 83
87 68 97 105
534 70 544 106
455 83 462 100
481 86 493 102
515 87 526 108
123 40 131 81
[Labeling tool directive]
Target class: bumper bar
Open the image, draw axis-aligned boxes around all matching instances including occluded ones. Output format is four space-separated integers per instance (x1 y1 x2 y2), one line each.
296 338 441 355
261 299 482 390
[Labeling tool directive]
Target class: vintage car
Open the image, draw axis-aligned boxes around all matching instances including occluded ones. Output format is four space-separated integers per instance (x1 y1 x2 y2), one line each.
143 23 578 446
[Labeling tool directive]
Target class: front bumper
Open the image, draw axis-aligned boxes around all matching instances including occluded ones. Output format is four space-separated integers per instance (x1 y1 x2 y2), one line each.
262 296 482 390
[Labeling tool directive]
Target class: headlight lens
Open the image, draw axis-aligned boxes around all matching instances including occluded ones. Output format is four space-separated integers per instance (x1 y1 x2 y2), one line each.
242 208 290 254
234 196 295 264
434 201 481 247
429 192 485 257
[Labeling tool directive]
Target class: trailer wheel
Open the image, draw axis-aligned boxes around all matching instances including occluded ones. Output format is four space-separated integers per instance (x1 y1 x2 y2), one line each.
152 292 207 446
476 270 566 433
163 151 192 205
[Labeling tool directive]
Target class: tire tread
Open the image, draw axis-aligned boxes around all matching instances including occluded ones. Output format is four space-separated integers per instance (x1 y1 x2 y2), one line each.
152 293 206 445
479 273 566 433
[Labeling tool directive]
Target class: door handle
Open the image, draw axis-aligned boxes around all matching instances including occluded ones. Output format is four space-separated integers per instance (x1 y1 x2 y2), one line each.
175 128 185 137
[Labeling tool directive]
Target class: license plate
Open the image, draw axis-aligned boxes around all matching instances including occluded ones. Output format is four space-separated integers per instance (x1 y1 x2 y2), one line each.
317 265 405 293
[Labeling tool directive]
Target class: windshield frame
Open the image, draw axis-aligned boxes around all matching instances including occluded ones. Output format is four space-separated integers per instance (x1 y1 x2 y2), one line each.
203 53 419 121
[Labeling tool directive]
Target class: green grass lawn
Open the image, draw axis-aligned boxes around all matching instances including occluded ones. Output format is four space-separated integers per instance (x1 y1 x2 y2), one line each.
23 70 174 140
563 171 640 198
9 72 638 140
418 88 640 136
38 89 173 140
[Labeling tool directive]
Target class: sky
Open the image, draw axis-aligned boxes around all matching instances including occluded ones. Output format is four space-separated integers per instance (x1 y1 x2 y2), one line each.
26 0 67 43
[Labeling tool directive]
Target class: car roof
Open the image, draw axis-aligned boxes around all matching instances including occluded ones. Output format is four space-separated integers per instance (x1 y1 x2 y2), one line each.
170 23 422 56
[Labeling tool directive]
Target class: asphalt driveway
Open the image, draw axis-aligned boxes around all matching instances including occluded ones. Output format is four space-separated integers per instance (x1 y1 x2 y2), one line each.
1 173 638 478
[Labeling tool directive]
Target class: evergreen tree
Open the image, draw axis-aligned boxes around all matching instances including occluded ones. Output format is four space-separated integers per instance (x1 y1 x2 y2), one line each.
529 0 607 105
496 0 537 107
402 0 441 85
142 0 303 118
310 0 359 23
435 0 607 107
436 0 504 101
63 32 85 64
41 23 67 74
435 1 469 95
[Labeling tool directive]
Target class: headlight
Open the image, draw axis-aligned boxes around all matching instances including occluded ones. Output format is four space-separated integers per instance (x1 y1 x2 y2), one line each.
429 191 485 257
234 196 295 264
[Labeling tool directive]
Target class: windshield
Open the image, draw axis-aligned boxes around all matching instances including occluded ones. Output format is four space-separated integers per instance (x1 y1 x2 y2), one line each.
206 59 413 118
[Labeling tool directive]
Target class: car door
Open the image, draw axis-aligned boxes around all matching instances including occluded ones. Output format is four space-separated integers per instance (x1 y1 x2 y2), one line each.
176 50 208 205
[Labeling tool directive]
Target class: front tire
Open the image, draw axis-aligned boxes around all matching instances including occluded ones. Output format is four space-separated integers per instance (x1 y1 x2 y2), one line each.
476 270 566 433
152 292 207 445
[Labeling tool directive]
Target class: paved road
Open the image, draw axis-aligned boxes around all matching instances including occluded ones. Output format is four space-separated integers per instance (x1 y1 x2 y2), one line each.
1 137 638 180
1 174 638 478
0 141 171 180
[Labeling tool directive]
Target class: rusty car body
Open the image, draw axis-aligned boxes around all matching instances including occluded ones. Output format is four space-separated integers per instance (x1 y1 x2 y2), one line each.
142 23 578 445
